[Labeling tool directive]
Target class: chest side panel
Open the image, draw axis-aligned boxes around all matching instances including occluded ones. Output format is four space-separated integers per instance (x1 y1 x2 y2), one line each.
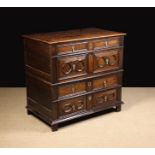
24 39 51 74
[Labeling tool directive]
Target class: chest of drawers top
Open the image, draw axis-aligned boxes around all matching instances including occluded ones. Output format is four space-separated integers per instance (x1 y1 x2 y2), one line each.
23 28 126 44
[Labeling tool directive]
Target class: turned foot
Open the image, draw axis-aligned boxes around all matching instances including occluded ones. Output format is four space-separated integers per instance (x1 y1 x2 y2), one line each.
27 110 32 115
115 105 121 112
51 124 58 132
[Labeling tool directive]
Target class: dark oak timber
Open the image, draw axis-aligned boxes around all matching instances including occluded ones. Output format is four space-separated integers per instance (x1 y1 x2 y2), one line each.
23 28 126 131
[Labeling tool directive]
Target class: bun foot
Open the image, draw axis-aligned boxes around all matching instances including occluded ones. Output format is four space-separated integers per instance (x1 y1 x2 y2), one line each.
115 105 121 112
27 110 32 115
51 124 58 132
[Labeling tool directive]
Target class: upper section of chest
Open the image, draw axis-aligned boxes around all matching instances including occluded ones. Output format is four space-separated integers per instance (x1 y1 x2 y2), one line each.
23 28 126 83
23 28 126 57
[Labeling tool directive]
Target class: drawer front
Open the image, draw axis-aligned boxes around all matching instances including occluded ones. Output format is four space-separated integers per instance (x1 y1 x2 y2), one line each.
58 81 86 98
59 96 87 117
92 37 122 50
92 74 119 90
93 49 120 73
56 42 88 55
93 89 117 107
57 54 88 80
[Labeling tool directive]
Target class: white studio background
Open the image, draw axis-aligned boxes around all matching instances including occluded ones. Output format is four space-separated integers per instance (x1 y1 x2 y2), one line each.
0 0 154 7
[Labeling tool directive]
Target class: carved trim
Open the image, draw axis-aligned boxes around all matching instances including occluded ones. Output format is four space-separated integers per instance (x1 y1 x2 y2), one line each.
51 46 124 58
52 85 121 102
26 65 51 82
52 69 123 86
52 101 123 125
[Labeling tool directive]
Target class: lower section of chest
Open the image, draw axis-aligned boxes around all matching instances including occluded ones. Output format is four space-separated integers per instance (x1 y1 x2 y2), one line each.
26 72 123 131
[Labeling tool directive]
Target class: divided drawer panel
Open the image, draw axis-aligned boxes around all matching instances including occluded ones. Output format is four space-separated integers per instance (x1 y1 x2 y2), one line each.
92 89 117 107
57 72 121 98
93 49 121 73
55 37 123 55
54 49 122 82
56 42 88 55
59 96 87 117
57 54 88 80
58 88 120 118
92 74 119 90
53 39 123 82
58 81 86 98
92 37 122 50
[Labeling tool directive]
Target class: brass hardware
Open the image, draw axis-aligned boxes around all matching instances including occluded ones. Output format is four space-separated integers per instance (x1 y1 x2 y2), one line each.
104 96 108 102
72 63 76 71
88 81 92 87
72 46 75 52
88 96 92 101
103 80 107 87
105 41 108 47
105 57 109 65
72 86 75 93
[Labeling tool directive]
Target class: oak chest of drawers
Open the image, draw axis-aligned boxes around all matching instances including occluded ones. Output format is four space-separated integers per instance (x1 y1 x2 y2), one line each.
23 28 126 131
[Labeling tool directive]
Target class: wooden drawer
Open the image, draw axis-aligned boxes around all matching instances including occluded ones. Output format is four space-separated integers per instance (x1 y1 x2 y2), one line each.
92 74 120 91
57 72 121 98
59 96 87 117
56 53 88 80
58 81 86 98
86 73 121 92
92 89 117 107
91 37 122 50
93 49 121 73
56 42 88 55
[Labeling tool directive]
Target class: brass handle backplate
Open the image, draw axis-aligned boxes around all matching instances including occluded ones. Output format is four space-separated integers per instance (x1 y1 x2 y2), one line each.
72 46 75 52
105 57 109 65
72 63 76 71
88 96 92 101
104 96 108 102
88 81 92 87
105 41 108 47
103 80 107 87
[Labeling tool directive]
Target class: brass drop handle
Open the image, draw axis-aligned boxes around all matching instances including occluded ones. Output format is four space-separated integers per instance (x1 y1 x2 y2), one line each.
72 86 75 93
104 95 108 102
103 80 107 87
88 96 92 101
88 81 92 87
71 46 75 52
72 63 76 71
105 57 110 65
105 41 108 47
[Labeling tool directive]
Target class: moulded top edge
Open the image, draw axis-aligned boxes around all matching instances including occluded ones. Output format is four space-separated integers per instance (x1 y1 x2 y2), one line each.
22 28 126 44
